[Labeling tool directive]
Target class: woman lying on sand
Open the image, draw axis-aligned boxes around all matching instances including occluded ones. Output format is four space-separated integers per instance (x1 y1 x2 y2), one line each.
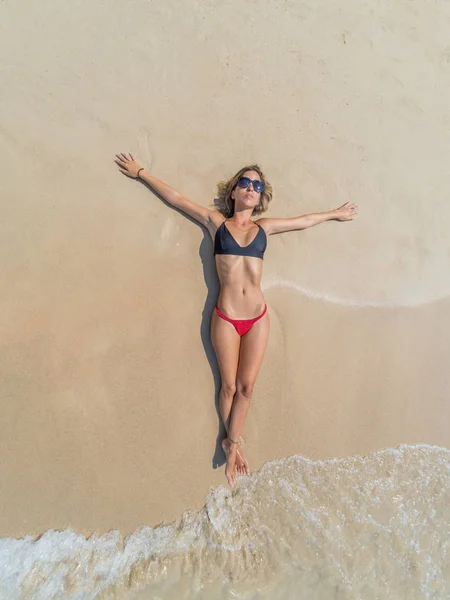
114 153 358 487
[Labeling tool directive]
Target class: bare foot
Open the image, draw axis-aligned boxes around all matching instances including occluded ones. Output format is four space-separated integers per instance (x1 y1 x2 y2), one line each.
224 442 238 488
222 439 249 476
238 437 249 474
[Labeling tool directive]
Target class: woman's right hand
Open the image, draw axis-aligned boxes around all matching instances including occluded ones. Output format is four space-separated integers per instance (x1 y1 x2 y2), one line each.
114 153 142 178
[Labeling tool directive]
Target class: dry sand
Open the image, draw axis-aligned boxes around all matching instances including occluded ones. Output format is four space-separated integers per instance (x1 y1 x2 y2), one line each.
1 0 450 538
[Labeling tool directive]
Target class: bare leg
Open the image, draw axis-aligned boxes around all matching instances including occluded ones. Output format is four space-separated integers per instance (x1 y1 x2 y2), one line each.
219 385 249 475
225 389 252 486
228 389 253 443
210 311 249 476
218 384 234 432
225 309 270 488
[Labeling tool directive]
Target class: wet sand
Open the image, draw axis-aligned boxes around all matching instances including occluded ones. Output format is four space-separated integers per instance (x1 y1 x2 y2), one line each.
1 0 450 538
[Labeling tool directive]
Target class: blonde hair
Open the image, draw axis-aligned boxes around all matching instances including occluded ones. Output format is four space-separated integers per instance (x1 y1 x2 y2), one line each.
212 164 273 218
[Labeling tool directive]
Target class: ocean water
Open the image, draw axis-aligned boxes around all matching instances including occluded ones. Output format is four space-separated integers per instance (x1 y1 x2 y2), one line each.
1 444 449 600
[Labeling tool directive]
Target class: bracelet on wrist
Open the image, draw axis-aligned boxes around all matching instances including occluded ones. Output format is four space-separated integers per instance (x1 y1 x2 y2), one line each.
137 168 144 178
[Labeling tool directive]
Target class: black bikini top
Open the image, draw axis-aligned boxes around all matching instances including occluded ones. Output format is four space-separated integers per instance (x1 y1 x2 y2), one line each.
214 220 267 260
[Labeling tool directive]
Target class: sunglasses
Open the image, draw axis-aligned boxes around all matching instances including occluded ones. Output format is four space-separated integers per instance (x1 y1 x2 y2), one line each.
236 176 265 193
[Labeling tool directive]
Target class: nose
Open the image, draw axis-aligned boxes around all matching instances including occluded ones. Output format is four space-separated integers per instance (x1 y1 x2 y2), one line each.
246 182 254 190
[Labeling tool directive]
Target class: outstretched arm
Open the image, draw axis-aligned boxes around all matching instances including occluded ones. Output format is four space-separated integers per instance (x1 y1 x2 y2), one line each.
258 201 358 235
114 152 215 228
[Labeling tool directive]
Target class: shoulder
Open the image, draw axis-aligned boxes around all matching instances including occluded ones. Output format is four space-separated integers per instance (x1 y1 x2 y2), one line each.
254 217 271 235
209 211 226 228
255 217 304 235
206 211 226 241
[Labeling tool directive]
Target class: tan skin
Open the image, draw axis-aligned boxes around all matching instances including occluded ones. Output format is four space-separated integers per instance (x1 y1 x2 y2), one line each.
114 152 359 487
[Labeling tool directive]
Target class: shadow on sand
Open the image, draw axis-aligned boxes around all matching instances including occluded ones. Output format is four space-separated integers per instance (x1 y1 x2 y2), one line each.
138 179 226 469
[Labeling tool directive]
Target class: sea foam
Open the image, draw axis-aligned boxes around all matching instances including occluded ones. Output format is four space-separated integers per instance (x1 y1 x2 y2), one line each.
1 444 449 600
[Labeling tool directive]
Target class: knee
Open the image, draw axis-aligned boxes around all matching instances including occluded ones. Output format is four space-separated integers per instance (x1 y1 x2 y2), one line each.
221 381 237 397
236 380 255 399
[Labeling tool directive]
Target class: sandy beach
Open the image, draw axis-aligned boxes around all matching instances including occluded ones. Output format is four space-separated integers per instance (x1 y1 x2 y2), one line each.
1 0 450 545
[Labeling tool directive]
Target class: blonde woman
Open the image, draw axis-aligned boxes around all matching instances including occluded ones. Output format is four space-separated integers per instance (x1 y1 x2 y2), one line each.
114 153 358 487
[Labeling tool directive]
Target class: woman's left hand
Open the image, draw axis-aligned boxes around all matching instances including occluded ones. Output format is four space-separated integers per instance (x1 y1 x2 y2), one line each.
334 201 359 221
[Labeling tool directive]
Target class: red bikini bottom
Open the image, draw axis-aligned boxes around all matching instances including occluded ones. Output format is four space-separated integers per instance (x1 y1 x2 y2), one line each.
215 303 267 337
